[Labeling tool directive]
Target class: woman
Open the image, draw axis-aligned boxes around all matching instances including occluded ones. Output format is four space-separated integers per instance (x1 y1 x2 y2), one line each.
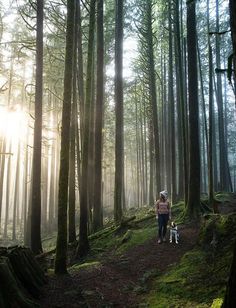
155 190 171 244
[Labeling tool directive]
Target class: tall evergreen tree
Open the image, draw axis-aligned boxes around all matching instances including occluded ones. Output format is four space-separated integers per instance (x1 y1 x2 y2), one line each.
215 0 231 191
114 0 124 222
186 0 200 220
68 0 78 244
77 0 96 257
146 1 160 196
30 0 44 254
93 0 104 231
55 0 75 274
229 0 236 96
168 1 177 203
174 0 188 202
207 0 215 211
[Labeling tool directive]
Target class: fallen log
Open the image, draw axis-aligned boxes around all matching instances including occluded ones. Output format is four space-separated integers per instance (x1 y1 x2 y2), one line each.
134 214 156 224
88 225 117 241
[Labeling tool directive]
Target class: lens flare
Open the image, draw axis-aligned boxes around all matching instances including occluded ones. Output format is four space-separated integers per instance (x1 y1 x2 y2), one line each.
0 104 27 141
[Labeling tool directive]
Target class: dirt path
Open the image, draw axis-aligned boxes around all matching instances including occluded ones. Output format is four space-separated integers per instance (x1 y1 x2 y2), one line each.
39 225 199 307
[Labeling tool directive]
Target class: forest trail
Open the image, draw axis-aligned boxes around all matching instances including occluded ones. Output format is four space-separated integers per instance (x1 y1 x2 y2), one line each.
39 225 199 307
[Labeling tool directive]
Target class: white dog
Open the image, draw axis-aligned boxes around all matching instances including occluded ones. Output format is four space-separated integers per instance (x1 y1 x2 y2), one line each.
169 222 179 244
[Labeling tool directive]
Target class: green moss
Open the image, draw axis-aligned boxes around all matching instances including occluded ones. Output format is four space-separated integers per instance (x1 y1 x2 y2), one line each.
69 261 101 271
117 226 157 254
171 201 185 224
200 213 236 250
215 192 234 202
47 268 55 276
143 248 228 307
211 298 223 308
42 236 57 252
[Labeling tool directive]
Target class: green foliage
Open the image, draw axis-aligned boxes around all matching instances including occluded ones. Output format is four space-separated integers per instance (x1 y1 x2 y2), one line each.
215 192 235 202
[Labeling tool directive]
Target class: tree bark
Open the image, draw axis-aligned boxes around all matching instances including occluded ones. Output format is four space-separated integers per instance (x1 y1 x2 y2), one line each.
55 0 75 274
186 1 200 220
93 0 104 232
30 0 44 254
77 0 96 258
68 0 79 244
114 0 124 223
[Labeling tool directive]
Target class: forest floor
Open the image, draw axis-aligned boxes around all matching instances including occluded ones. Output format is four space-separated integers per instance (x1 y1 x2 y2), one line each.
39 224 199 307
38 194 236 307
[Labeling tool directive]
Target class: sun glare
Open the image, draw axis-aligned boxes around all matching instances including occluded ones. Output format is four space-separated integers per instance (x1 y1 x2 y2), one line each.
0 105 28 141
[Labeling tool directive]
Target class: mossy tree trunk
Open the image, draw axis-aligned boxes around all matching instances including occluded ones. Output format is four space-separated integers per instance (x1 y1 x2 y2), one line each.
30 0 44 255
229 0 236 94
215 0 232 192
186 0 200 221
55 0 75 274
207 0 216 212
146 1 160 196
68 0 79 244
77 0 96 258
93 0 104 232
174 0 188 203
168 2 176 203
114 0 124 223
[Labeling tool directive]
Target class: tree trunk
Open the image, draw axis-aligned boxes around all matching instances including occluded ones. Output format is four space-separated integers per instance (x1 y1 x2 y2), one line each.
148 122 154 205
147 2 160 196
77 0 85 142
77 0 96 258
30 0 44 254
68 0 79 244
12 143 21 241
207 0 216 211
0 140 6 234
135 93 140 207
229 0 236 98
55 0 75 274
4 147 12 239
215 0 231 192
93 0 104 232
114 0 124 222
168 2 177 203
186 1 200 220
174 0 188 202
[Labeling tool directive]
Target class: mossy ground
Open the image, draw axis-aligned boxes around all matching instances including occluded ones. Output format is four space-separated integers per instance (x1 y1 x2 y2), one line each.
143 248 227 307
142 210 236 307
41 194 236 307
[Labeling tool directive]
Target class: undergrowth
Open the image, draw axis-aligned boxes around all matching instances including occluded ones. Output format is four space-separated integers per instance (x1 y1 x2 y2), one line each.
41 195 236 308
142 212 236 307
